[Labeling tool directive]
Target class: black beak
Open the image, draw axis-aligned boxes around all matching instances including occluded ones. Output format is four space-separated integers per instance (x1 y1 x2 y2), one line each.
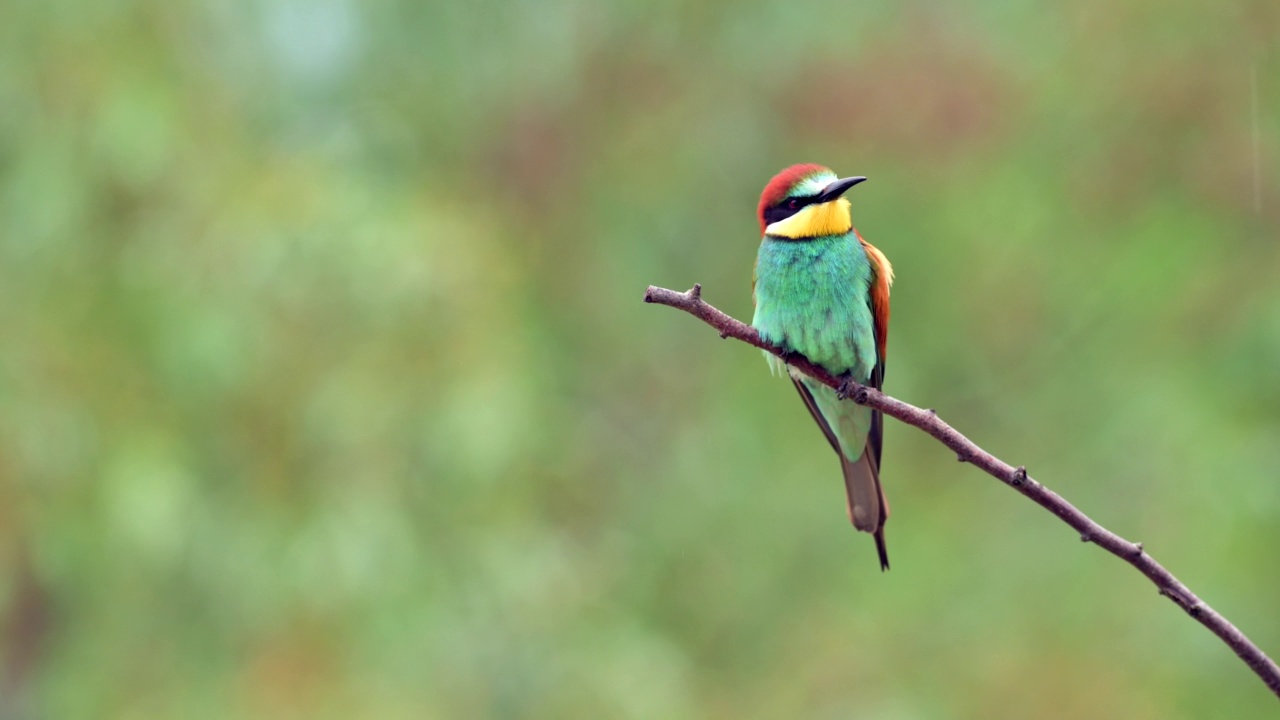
816 176 867 203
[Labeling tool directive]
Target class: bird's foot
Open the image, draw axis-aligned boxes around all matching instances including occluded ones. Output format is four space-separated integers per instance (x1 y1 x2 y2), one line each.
836 374 860 401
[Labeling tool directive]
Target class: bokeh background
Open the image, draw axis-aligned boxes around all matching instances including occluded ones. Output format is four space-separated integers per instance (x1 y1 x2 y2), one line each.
2 0 1279 717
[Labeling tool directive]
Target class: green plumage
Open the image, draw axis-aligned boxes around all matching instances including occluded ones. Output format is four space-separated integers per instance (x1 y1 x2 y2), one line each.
753 232 877 458
753 230 889 568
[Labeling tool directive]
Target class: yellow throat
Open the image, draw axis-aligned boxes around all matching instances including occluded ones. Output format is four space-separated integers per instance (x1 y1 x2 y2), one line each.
765 197 853 239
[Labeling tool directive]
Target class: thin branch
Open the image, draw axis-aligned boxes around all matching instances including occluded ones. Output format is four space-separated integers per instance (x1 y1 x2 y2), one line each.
643 283 1280 701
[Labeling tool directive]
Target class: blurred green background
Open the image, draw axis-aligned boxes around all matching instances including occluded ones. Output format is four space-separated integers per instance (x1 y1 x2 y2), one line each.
2 0 1279 717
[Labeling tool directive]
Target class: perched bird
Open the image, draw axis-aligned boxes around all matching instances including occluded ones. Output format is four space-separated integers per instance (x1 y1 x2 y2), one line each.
751 164 895 570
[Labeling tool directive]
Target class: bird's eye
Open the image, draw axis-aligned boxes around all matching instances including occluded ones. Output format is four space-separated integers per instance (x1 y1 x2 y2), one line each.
787 199 800 209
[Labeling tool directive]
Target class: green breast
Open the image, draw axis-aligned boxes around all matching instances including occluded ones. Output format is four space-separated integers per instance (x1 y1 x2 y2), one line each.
752 233 877 380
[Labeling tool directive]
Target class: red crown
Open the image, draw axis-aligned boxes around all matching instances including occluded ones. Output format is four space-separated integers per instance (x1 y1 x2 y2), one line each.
757 163 830 231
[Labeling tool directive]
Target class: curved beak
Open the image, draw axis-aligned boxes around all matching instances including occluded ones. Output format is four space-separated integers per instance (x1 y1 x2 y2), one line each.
816 176 867 203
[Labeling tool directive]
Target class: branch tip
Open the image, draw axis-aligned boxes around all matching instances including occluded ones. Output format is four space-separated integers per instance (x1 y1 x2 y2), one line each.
689 283 702 301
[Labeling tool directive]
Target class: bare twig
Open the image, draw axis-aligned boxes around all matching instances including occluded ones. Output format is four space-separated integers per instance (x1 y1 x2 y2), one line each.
643 283 1280 701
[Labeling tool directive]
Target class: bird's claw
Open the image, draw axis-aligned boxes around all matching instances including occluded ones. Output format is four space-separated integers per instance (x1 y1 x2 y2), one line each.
836 376 859 401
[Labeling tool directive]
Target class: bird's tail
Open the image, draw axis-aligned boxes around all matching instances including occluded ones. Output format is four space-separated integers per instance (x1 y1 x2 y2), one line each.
842 450 890 571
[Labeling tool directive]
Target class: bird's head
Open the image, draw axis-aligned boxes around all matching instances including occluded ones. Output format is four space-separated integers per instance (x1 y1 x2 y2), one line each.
757 164 867 238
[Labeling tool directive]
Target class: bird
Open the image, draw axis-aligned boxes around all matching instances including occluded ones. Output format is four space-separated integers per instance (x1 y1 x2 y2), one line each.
751 163 894 570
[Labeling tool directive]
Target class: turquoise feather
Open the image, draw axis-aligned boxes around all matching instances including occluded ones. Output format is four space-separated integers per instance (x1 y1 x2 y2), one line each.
752 232 878 462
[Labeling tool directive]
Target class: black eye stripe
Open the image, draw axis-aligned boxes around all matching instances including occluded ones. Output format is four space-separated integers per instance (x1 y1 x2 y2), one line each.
763 194 819 225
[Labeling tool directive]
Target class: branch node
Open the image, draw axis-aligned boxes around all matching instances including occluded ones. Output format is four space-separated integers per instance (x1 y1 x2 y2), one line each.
1012 466 1027 485
718 329 729 339
926 408 937 416
689 283 702 301
956 452 971 463
1132 542 1144 557
1159 587 1200 616
1080 533 1092 543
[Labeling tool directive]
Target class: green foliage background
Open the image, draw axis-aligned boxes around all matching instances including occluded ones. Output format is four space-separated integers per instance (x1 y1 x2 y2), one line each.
2 1 1279 717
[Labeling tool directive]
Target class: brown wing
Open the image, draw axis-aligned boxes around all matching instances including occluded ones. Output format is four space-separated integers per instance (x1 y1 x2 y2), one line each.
858 233 893 475
860 233 893 569
857 232 893 362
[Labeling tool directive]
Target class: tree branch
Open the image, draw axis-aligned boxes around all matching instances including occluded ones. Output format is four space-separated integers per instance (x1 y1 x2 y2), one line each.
643 283 1280 701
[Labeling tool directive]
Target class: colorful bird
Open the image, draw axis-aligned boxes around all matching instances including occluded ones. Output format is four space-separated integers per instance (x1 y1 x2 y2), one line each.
751 164 895 570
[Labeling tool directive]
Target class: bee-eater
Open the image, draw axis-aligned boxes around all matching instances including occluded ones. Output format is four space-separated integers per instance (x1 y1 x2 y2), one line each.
751 164 894 570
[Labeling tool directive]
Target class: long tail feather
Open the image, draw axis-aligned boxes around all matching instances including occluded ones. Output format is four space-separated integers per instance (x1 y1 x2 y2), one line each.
842 449 890 571
873 528 889 572
792 378 891 571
